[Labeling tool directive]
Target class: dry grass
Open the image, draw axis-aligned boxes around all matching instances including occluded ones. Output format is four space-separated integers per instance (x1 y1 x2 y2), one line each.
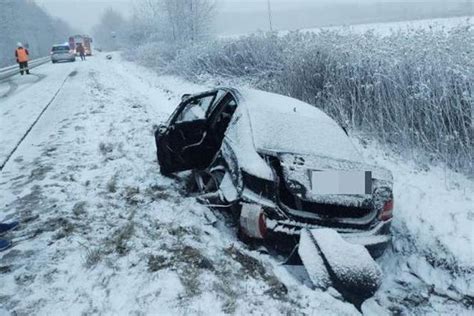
157 25 473 174
224 246 288 300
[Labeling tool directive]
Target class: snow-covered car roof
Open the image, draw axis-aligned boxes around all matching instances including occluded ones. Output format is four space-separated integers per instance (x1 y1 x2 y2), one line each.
235 88 361 162
52 44 70 47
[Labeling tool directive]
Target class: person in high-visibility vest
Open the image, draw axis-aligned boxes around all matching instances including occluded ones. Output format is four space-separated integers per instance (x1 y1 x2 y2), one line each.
15 42 30 75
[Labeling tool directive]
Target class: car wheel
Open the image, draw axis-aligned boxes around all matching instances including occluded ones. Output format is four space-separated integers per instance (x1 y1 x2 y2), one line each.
194 168 225 194
192 167 229 205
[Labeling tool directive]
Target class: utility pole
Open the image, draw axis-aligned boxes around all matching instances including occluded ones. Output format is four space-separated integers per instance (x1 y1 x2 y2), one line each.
267 0 273 32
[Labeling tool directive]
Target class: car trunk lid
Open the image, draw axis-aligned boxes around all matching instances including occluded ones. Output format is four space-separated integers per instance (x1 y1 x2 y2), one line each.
274 153 393 227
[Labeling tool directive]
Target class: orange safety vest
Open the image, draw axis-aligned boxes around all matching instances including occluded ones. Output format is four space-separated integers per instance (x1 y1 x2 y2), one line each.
16 48 29 62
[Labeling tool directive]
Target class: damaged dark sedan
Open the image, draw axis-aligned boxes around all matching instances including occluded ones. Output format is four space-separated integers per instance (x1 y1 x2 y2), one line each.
154 88 394 258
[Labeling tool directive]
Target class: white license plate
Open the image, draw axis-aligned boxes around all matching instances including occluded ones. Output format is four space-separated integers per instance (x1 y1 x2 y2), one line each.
310 170 372 195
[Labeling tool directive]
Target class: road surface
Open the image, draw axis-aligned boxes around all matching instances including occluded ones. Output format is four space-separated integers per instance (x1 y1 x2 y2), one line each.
0 54 360 315
0 53 472 315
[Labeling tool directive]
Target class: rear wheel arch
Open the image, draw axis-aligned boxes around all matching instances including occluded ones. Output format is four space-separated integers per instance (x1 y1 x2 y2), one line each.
193 149 242 203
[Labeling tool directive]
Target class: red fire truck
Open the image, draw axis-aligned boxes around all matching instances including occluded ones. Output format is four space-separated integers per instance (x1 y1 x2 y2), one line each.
68 35 93 56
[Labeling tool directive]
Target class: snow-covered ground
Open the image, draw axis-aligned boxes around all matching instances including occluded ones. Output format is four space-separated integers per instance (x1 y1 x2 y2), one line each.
355 140 474 315
0 53 472 315
0 62 78 167
0 55 356 315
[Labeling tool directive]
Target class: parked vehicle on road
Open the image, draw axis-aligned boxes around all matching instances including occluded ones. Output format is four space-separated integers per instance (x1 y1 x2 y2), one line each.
154 88 394 258
51 44 76 63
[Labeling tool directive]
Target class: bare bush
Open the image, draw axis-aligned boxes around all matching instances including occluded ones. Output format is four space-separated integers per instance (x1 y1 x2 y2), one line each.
129 0 215 45
92 8 126 51
137 24 473 174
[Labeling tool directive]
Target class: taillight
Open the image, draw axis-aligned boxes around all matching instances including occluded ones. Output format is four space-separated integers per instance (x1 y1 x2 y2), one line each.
379 199 393 221
240 203 267 239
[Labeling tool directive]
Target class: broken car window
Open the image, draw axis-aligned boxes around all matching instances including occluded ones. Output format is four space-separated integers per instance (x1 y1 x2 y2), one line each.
175 94 215 123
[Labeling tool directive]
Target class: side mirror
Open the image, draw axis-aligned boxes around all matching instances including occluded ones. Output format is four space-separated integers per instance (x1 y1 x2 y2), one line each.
181 94 191 102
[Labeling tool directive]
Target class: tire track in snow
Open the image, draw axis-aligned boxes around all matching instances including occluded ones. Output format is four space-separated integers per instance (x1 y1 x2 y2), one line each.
0 71 75 171
0 73 47 99
0 80 18 98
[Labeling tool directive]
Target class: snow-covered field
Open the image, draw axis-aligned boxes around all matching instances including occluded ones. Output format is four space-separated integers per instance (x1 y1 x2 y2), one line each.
299 16 473 35
219 16 473 39
0 54 472 315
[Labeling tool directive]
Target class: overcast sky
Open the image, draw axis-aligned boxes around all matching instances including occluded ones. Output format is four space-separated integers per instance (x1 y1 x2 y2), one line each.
35 0 472 34
33 0 400 32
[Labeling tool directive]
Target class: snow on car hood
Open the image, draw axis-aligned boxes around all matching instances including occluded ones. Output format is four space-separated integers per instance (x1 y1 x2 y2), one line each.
238 88 361 162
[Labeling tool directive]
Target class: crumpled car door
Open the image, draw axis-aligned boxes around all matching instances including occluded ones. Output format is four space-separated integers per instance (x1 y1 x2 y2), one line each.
156 92 222 174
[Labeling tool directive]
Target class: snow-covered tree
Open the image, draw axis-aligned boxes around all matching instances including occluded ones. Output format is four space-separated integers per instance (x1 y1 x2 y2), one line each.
163 0 215 42
92 8 127 51
0 0 73 67
130 0 215 44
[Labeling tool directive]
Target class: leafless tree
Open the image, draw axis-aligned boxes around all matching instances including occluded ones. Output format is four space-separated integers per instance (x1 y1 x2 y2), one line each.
92 8 126 51
0 0 73 67
132 0 215 44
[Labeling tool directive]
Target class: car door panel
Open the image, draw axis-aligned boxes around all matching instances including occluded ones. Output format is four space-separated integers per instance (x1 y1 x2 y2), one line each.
156 90 232 174
156 120 210 174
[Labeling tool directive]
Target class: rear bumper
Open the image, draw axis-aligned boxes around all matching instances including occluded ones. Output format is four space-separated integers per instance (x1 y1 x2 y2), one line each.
241 190 391 257
51 55 75 62
339 219 392 257
266 217 391 258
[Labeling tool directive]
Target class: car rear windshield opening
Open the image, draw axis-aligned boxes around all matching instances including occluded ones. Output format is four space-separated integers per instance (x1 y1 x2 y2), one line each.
53 46 69 52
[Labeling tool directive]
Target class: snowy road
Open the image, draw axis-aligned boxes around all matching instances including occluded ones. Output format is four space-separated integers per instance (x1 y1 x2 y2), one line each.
0 55 358 315
0 62 77 169
0 54 472 315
